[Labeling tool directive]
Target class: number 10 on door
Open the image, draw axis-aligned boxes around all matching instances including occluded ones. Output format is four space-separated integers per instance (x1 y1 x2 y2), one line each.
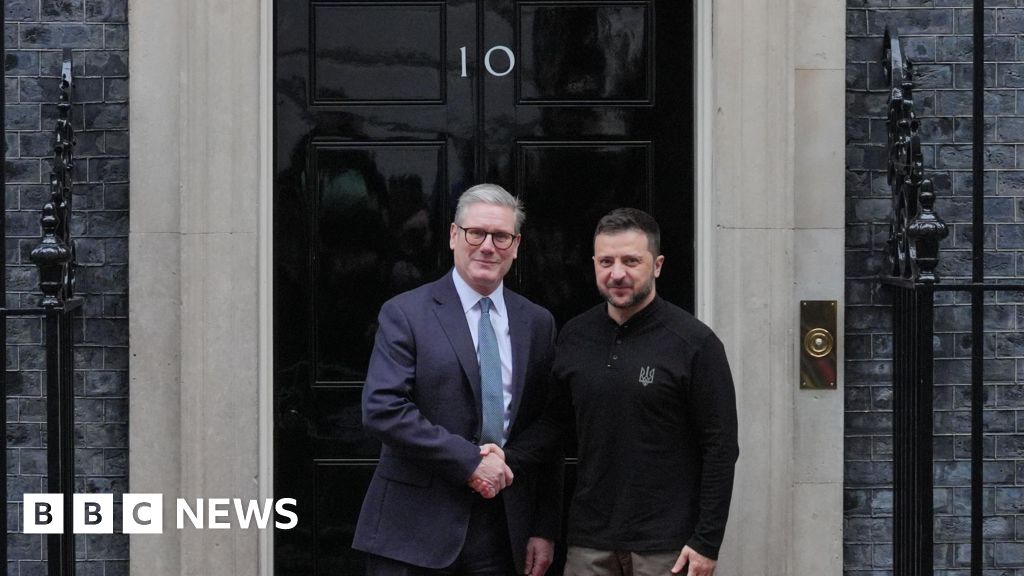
459 46 516 78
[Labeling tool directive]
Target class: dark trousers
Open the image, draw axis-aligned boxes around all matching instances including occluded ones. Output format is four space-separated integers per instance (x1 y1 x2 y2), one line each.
365 498 516 576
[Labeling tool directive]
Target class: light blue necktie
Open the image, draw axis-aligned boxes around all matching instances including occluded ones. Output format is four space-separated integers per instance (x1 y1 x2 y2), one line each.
478 297 504 446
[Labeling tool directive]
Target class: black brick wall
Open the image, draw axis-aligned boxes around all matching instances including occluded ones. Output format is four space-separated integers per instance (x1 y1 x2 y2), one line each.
848 1 1024 574
4 0 127 574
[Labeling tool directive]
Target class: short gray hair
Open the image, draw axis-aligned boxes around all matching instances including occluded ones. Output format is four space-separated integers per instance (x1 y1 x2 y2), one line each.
454 183 525 233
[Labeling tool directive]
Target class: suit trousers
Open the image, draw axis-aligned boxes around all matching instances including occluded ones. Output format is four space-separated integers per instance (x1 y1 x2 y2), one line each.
364 497 516 576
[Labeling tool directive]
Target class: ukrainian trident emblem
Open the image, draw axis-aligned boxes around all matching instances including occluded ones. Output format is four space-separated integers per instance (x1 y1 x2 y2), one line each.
638 366 656 387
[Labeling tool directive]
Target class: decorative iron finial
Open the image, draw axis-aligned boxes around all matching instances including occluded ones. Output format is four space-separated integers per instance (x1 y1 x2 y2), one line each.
906 179 949 283
29 49 76 306
883 28 947 284
29 202 71 307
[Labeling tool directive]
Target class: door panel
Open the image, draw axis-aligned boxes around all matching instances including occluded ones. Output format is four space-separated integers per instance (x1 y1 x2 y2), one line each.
517 142 651 321
312 143 447 384
313 464 377 575
312 4 446 103
275 1 692 573
518 4 651 103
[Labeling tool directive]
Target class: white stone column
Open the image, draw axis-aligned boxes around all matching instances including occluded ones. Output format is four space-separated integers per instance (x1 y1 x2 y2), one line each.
706 0 845 574
790 0 847 573
129 0 263 574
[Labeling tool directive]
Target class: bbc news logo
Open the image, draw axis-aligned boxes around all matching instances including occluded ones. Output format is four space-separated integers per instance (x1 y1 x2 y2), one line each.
23 494 298 534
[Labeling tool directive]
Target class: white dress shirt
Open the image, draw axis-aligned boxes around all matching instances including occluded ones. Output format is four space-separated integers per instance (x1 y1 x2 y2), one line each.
451 271 513 441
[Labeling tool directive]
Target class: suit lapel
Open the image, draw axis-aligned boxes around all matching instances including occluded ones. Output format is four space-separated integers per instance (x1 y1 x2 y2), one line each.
506 288 530 431
432 273 482 412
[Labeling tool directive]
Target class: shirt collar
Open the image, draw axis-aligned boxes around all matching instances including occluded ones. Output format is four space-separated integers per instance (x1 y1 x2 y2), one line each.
606 294 663 328
452 269 507 318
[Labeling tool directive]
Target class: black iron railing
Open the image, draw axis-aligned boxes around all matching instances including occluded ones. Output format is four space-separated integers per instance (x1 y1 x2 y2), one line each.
882 6 1019 574
1 48 80 576
881 27 947 576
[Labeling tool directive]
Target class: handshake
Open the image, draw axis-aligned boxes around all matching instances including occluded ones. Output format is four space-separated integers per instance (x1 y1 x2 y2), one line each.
468 443 513 498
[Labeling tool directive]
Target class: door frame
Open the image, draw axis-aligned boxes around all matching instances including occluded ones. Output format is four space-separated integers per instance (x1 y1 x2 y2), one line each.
255 2 714 573
259 0 274 573
132 0 847 574
694 0 713 325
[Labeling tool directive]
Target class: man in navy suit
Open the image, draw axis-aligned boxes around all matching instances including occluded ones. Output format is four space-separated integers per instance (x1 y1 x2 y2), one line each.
353 184 562 576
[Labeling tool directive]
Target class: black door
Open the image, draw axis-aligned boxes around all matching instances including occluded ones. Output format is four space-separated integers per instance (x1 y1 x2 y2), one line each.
274 1 693 573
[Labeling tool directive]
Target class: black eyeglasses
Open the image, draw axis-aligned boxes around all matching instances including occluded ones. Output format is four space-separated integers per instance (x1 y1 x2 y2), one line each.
456 225 518 249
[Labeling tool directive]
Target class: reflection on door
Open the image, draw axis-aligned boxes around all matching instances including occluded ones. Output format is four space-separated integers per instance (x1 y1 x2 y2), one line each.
274 1 693 573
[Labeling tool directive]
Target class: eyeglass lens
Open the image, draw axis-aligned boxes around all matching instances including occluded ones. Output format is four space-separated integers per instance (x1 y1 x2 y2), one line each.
460 226 515 248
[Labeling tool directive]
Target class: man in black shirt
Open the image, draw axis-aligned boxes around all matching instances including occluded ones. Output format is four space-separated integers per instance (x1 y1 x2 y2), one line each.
499 208 739 576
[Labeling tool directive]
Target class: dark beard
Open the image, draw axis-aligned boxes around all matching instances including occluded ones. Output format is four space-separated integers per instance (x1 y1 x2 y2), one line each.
601 280 653 309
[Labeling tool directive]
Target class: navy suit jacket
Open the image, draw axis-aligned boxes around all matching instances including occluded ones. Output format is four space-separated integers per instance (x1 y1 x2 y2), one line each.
353 271 562 571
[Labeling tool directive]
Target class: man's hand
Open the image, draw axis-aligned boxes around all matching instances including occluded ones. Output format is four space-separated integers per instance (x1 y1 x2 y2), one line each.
479 443 505 460
468 444 509 497
468 449 513 498
524 537 553 576
671 546 715 576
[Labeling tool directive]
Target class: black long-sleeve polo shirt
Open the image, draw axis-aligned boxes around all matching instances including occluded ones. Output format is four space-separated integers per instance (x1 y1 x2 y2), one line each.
515 296 739 559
